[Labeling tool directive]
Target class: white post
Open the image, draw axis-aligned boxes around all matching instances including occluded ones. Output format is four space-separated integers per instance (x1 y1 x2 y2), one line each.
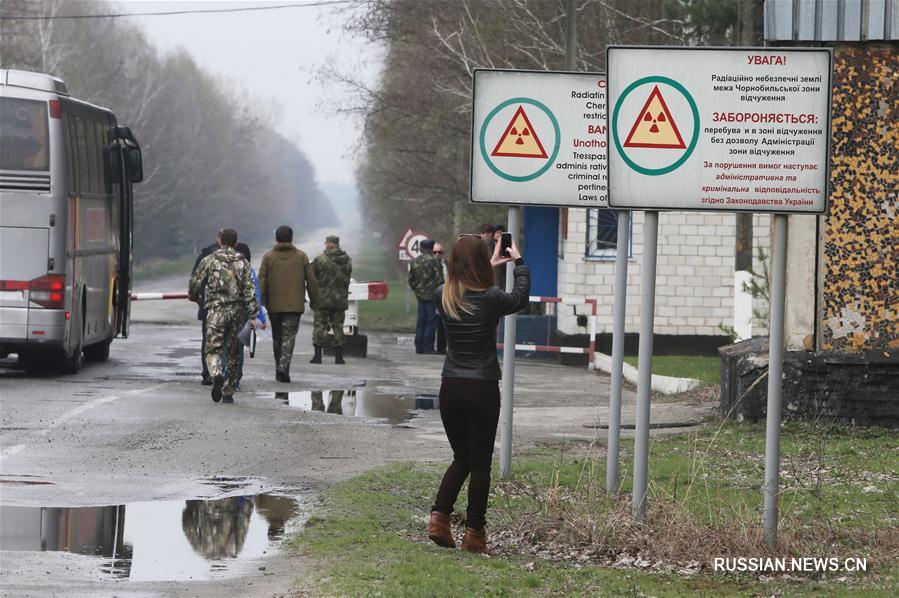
606 210 629 493
499 206 521 479
632 211 658 521
763 214 788 545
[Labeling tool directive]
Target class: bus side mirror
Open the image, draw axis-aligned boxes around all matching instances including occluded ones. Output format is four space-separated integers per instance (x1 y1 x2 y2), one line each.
126 147 143 183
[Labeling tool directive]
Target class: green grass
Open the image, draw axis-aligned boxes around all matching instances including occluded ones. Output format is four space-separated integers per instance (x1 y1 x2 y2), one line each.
624 354 721 385
353 245 418 332
291 422 898 596
133 254 196 282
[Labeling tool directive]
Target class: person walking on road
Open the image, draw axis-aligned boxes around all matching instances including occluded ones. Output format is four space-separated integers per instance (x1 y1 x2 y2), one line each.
230 242 267 390
258 225 320 383
427 235 529 554
188 228 259 404
310 235 352 365
190 239 220 385
408 239 444 354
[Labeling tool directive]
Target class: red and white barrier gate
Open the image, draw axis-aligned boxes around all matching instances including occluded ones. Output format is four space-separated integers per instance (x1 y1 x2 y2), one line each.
496 295 597 369
131 281 389 336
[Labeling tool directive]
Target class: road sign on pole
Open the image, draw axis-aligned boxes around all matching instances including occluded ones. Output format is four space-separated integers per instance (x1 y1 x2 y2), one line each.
607 46 832 213
471 69 608 207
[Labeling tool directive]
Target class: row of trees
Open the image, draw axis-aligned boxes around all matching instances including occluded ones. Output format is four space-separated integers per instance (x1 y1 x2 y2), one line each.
1 0 336 261
336 0 758 257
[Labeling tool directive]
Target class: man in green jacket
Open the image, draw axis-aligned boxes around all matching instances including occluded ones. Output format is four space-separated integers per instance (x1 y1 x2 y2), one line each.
258 225 320 383
310 235 353 365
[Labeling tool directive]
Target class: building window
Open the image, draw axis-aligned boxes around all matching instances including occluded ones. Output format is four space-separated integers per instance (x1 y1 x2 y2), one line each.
586 209 630 260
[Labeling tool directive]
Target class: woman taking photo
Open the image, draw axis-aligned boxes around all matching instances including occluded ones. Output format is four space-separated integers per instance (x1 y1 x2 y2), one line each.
427 235 530 554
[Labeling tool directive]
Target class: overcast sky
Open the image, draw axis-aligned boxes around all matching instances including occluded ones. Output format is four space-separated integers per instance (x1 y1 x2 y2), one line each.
121 0 382 187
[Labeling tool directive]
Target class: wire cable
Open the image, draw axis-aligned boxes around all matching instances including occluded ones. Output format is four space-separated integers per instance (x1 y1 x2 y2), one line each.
0 0 354 20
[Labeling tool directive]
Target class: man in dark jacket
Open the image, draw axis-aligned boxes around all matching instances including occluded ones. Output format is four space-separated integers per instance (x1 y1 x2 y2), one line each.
408 239 444 354
258 225 320 383
190 239 219 385
310 235 352 365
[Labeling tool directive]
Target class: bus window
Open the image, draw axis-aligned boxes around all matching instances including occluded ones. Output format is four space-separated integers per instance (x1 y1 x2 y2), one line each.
84 118 99 194
94 121 108 193
0 97 49 171
75 117 90 193
63 115 76 193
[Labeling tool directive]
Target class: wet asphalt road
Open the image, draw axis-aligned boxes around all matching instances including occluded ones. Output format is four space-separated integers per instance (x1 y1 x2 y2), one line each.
0 265 711 597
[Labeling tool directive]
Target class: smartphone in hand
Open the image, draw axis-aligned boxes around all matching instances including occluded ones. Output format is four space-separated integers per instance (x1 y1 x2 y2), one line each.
500 232 512 256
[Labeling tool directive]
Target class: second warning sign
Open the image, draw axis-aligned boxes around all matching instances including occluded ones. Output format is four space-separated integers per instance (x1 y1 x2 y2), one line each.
606 46 832 213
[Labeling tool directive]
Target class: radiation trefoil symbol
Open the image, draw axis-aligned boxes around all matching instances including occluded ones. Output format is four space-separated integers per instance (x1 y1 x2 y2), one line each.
479 97 560 183
491 106 548 158
612 76 699 176
623 85 686 149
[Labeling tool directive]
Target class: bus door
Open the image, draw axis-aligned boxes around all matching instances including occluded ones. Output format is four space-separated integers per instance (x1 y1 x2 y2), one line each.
107 127 142 339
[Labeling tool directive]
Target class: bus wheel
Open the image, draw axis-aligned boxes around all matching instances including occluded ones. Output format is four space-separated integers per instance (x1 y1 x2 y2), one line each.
64 315 84 374
84 338 111 362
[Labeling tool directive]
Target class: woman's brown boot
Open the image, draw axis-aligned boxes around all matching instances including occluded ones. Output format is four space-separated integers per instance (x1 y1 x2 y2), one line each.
427 511 455 548
460 526 489 555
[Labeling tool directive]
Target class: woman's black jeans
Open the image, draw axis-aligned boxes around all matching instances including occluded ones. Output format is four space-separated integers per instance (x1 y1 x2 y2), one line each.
431 377 501 530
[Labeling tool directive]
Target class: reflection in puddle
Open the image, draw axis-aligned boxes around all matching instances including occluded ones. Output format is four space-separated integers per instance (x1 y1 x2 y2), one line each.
273 388 417 424
0 493 300 581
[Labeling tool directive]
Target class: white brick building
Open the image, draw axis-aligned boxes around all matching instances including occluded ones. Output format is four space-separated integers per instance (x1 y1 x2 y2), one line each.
557 209 771 339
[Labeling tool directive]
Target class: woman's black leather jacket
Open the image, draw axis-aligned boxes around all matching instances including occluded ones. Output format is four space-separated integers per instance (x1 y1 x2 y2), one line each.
435 262 530 380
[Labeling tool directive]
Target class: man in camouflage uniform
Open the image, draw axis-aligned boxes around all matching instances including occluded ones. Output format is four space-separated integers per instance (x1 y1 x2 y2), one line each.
310 235 352 365
408 238 444 354
188 228 258 404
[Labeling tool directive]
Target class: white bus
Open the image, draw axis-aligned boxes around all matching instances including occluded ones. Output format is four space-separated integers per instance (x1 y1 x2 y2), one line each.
0 70 143 372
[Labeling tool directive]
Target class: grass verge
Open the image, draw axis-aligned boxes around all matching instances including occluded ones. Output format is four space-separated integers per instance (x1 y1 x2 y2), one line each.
624 354 721 385
291 422 898 596
132 255 196 283
353 246 418 332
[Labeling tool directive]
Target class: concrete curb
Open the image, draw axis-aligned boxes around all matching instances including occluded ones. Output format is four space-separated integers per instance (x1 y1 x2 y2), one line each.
593 352 702 395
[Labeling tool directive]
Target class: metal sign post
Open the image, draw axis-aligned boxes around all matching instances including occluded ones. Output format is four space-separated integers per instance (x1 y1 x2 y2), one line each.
631 211 659 521
606 209 630 493
499 206 520 480
763 213 789 545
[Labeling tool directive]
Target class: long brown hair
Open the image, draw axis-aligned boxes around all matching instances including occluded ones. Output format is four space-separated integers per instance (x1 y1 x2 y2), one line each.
441 236 495 320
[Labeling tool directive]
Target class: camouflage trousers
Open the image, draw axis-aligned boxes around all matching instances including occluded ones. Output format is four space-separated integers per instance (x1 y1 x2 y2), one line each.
204 307 245 396
312 309 346 347
269 312 301 373
311 390 344 414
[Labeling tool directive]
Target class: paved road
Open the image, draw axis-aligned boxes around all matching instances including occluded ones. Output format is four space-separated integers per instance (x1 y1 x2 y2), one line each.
0 271 711 597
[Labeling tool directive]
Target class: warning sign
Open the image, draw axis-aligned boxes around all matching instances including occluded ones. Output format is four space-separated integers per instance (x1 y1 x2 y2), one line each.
491 106 548 158
607 46 832 214
471 69 608 208
623 86 686 149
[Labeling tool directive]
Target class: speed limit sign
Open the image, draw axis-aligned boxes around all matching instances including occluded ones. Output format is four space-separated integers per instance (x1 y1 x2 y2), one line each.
396 228 432 261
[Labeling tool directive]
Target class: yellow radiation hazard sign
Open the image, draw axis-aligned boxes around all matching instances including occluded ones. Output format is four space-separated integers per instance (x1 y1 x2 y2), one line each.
491 105 548 158
623 85 686 149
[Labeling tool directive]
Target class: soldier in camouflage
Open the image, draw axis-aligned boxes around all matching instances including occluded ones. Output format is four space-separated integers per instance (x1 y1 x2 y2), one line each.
310 235 353 365
188 228 258 404
408 238 444 354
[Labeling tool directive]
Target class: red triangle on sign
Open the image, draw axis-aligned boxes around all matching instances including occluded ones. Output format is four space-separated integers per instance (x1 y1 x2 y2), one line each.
491 105 548 158
623 85 686 149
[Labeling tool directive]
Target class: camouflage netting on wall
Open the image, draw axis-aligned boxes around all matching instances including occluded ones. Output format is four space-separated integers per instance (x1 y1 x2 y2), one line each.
823 45 898 352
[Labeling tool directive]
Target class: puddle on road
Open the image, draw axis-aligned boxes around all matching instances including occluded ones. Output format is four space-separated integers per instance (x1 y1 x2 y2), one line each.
0 492 301 581
271 388 420 425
